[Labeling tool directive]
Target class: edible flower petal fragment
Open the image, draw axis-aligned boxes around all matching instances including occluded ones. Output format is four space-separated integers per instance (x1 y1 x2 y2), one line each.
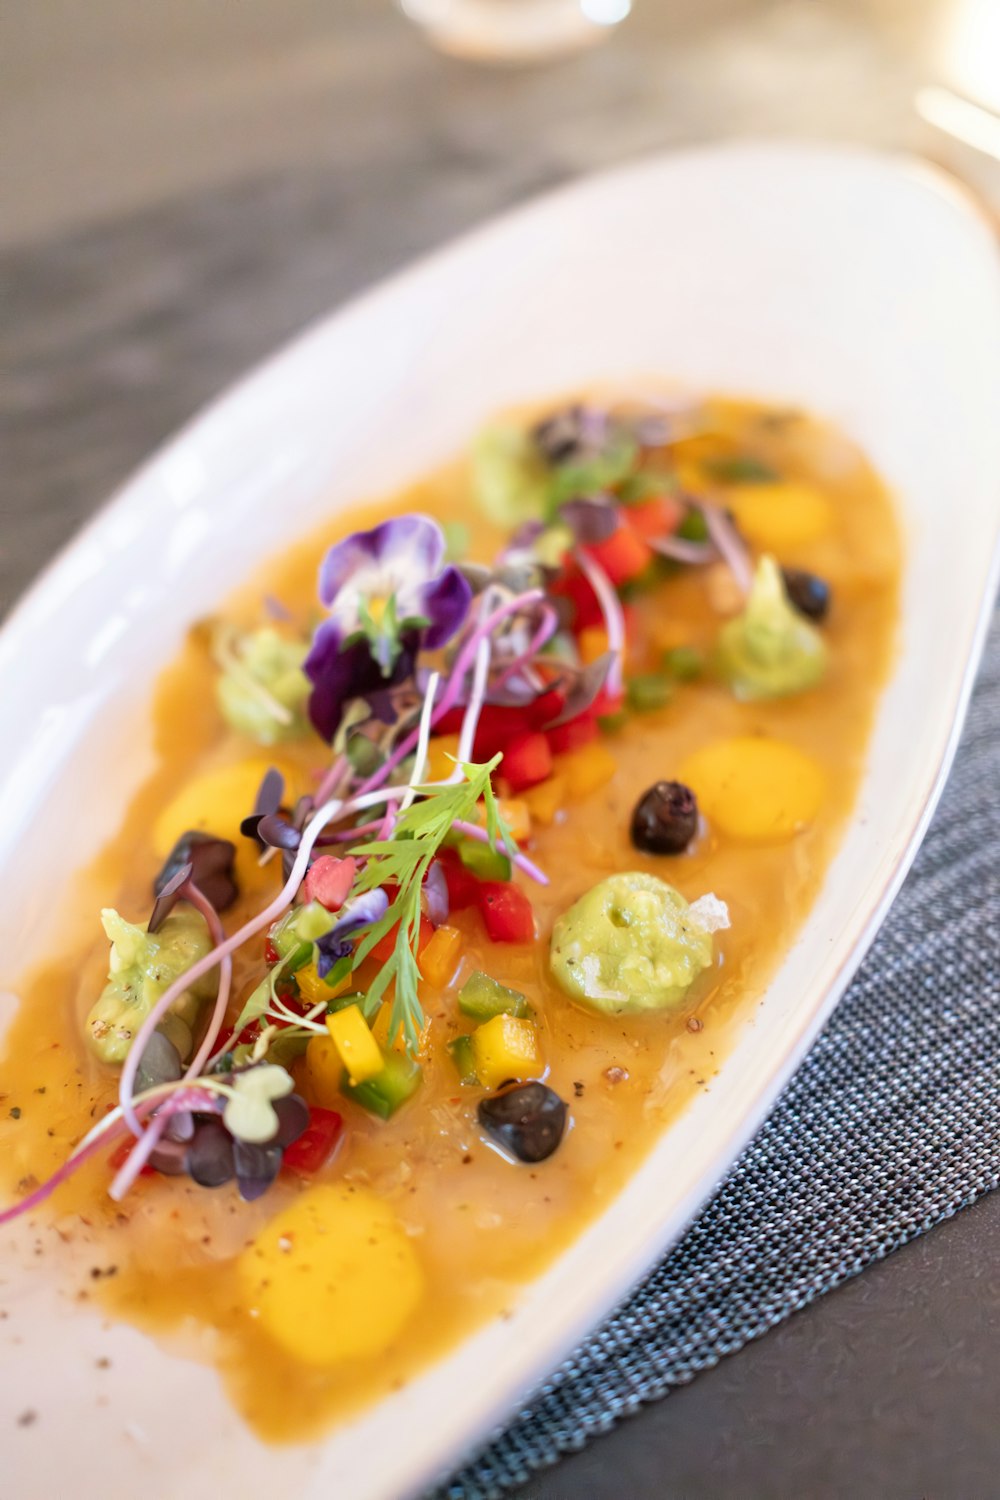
306 517 471 741
314 888 390 978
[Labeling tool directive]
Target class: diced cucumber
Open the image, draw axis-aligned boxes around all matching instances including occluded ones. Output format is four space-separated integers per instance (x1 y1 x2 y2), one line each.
458 970 531 1022
626 673 673 713
341 1053 422 1120
663 645 704 682
446 1035 479 1086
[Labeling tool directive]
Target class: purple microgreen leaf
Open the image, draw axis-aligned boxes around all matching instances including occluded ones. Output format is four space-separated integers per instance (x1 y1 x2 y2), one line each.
186 1120 235 1188
558 496 620 545
272 1093 310 1149
648 534 717 565
542 653 615 729
147 862 192 934
254 767 285 818
155 832 238 915
233 1139 283 1202
255 813 301 851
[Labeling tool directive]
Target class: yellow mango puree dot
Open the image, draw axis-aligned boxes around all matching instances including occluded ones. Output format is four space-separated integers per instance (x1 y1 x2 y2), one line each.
152 757 299 889
237 1185 424 1366
679 736 825 843
723 481 833 550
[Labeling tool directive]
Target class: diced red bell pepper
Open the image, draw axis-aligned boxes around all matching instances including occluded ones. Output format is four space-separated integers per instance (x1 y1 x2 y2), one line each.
624 494 685 541
501 731 553 793
478 882 535 944
264 937 280 966
304 855 356 911
592 683 626 719
582 524 654 587
368 912 435 964
439 847 482 910
550 565 604 632
546 713 599 756
282 1107 344 1175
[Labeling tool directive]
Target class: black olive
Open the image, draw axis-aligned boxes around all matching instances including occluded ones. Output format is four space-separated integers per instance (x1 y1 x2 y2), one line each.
155 830 238 913
630 780 699 855
478 1081 568 1164
781 567 831 623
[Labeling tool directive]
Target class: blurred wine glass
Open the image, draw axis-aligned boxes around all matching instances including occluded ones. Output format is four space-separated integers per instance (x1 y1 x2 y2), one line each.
398 0 631 63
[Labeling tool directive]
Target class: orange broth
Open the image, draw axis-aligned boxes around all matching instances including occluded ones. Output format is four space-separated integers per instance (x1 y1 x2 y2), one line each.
0 396 900 1440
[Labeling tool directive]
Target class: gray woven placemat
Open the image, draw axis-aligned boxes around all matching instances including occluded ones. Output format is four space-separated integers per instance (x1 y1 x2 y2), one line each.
435 604 1000 1499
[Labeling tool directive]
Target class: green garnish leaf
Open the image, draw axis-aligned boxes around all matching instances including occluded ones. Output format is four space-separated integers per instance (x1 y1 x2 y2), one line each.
348 756 513 1054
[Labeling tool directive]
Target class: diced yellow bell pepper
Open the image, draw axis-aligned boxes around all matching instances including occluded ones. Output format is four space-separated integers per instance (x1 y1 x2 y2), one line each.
523 773 567 828
562 743 616 800
370 1001 430 1056
304 1034 345 1108
326 1003 383 1085
419 924 463 989
471 1013 542 1090
238 1184 424 1366
678 735 825 842
425 733 461 783
295 961 352 1009
578 625 610 666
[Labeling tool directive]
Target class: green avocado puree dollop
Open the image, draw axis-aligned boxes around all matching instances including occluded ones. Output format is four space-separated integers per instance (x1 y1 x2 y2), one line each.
549 872 725 1015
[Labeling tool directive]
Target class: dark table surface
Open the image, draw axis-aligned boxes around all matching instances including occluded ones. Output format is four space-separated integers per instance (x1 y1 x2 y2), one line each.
4 3 1000 1495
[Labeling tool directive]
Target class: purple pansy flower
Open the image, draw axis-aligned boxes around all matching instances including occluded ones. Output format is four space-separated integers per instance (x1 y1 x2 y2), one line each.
305 515 472 741
315 888 390 977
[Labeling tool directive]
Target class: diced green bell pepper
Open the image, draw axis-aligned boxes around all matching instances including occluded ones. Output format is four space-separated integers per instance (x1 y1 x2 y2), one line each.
446 1035 479 1085
341 1053 422 1120
663 645 704 682
626 673 673 713
457 837 512 883
458 970 531 1022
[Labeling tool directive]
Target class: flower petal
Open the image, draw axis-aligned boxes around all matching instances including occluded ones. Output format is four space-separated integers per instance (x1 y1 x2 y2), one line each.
419 566 473 649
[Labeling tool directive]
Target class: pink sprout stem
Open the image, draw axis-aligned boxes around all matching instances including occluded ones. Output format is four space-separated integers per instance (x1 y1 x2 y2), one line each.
491 602 559 691
118 883 232 1139
573 549 625 698
0 1094 167 1229
451 820 549 886
354 589 544 797
115 793 346 1141
109 1088 222 1203
313 752 351 810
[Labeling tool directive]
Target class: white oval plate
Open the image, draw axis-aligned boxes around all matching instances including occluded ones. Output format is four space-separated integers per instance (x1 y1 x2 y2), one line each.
2 144 999 1500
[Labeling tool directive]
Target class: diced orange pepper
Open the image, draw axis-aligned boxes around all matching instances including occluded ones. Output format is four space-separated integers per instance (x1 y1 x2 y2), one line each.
578 625 610 666
562 742 617 800
418 924 463 989
369 913 435 965
425 732 461 783
524 773 567 827
470 797 531 845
